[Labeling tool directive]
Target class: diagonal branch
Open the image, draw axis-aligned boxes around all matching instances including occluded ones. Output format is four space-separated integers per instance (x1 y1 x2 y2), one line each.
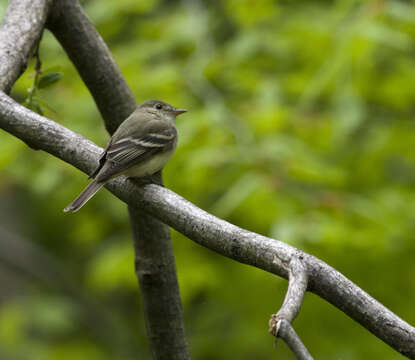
269 256 312 360
0 93 414 358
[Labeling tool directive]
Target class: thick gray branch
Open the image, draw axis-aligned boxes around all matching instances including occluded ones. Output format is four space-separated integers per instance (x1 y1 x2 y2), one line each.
0 0 52 93
46 0 136 134
129 206 190 360
0 93 414 359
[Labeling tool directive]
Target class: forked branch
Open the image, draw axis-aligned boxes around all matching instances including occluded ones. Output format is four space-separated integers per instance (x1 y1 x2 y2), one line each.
269 256 312 360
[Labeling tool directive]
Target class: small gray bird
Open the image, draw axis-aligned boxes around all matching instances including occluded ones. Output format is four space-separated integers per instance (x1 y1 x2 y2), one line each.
64 100 186 212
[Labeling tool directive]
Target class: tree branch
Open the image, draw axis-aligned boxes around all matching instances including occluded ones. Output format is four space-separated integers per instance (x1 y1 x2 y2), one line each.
0 93 414 358
269 256 312 360
129 205 190 359
273 320 313 360
0 1 191 359
273 255 308 324
46 0 136 134
0 0 52 93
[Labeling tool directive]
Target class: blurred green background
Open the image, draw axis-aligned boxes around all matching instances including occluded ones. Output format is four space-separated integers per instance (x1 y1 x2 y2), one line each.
1 0 415 359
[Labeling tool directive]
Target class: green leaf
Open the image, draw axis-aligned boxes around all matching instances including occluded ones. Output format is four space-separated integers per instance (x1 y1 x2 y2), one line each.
38 72 63 89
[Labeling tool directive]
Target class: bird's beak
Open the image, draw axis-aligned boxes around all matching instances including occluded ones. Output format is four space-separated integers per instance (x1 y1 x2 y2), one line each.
173 108 187 116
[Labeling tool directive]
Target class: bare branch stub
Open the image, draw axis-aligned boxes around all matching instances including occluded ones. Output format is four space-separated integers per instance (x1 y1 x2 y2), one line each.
273 255 308 325
268 255 312 359
274 319 314 360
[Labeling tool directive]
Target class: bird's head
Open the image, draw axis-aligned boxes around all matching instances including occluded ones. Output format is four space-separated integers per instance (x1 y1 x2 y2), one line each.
140 100 187 122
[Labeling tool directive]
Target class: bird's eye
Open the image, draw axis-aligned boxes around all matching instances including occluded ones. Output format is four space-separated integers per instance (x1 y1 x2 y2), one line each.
155 103 163 110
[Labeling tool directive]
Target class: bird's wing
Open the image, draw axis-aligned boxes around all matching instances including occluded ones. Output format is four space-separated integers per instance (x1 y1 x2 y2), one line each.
88 141 111 179
94 123 177 182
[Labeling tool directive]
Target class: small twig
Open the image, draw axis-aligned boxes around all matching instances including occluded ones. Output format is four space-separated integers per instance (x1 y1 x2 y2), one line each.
26 39 42 108
22 41 43 150
273 255 308 324
274 319 313 360
269 255 312 359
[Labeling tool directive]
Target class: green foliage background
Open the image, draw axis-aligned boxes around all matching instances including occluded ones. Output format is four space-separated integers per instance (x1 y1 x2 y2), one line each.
1 0 415 359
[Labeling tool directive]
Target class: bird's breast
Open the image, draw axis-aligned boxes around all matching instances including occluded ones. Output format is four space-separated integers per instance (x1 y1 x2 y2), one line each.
123 149 175 178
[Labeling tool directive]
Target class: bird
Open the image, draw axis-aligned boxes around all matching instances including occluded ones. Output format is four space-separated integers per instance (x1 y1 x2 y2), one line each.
64 100 186 212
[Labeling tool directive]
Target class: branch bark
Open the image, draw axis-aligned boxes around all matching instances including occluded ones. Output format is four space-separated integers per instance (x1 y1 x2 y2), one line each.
129 205 190 359
46 0 136 134
274 320 313 360
269 256 312 360
0 0 52 93
0 93 414 358
272 255 308 324
1 1 191 359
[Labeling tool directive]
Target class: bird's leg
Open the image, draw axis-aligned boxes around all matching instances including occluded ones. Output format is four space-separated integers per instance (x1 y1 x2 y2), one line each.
130 173 164 187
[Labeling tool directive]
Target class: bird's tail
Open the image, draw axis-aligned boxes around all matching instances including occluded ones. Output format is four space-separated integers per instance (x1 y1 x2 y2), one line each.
64 180 104 213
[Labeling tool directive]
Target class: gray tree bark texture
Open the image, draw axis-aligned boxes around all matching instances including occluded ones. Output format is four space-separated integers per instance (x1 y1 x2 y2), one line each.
0 0 53 93
1 1 191 360
269 256 312 359
46 0 136 134
1 0 415 359
129 205 190 359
